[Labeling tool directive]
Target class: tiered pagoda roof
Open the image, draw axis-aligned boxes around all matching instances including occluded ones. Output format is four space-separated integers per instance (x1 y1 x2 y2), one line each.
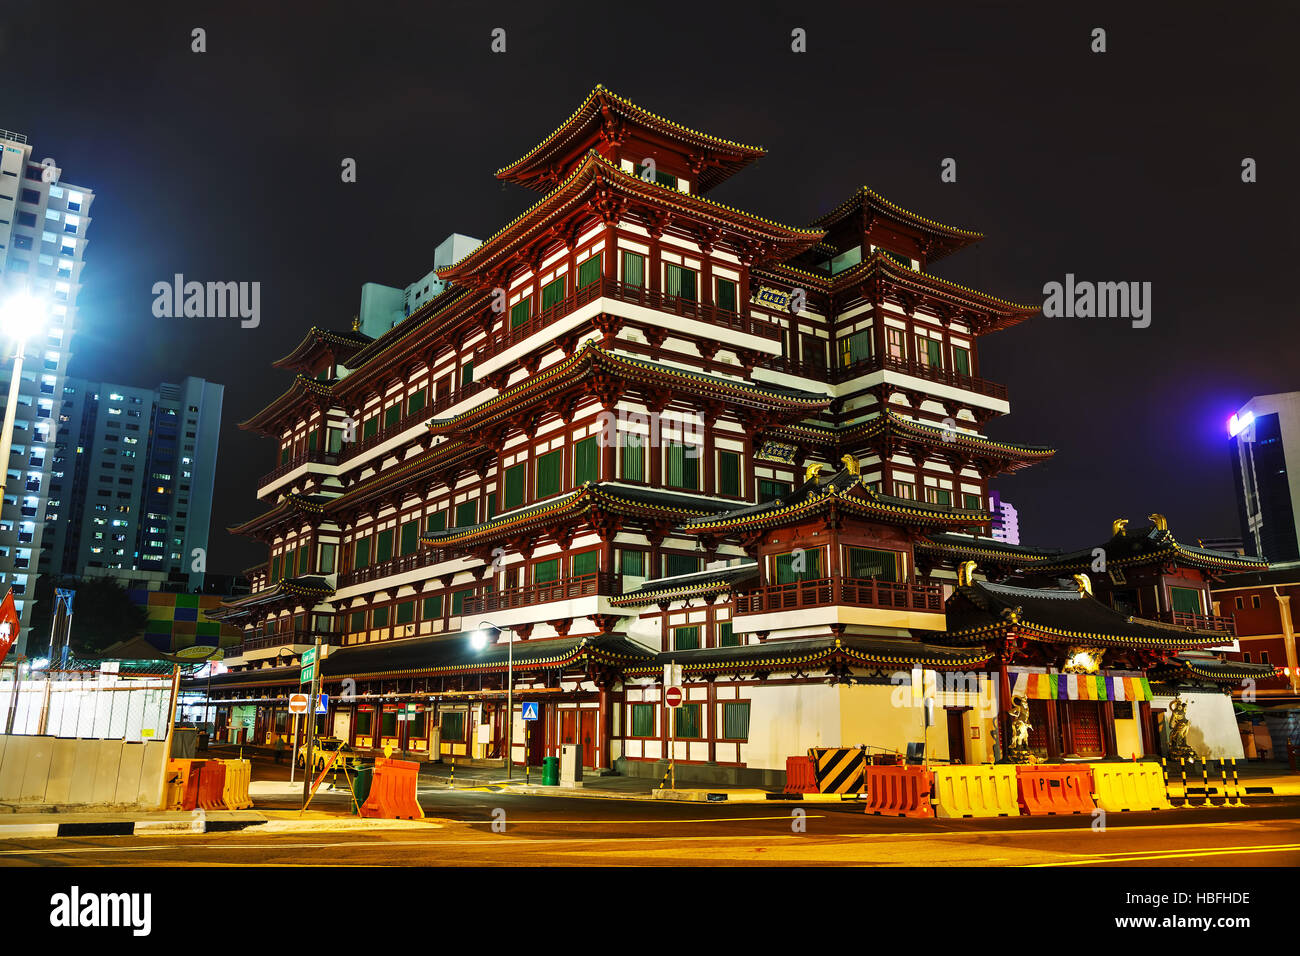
622 634 994 678
421 483 735 552
772 409 1055 474
938 580 1241 650
425 343 832 444
609 563 759 608
272 326 373 374
440 150 823 288
320 632 656 682
809 186 983 264
1029 523 1269 576
680 468 989 535
495 85 767 194
239 376 335 437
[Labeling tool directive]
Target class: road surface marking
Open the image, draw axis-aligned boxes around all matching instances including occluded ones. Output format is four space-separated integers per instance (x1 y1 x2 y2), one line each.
1024 842 1300 866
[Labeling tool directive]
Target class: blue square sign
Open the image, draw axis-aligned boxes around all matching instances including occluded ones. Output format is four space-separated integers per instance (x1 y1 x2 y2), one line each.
316 694 329 714
521 702 539 721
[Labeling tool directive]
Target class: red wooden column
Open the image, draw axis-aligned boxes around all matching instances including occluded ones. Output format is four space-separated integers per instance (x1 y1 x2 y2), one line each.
1138 700 1156 756
1044 699 1062 762
604 225 619 283
601 405 617 482
702 417 716 495
648 233 662 294
706 678 717 764
997 645 1013 758
597 683 612 770
1101 700 1119 758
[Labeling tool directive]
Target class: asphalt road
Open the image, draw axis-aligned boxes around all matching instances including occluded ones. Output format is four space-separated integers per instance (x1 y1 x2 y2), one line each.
3 790 1298 867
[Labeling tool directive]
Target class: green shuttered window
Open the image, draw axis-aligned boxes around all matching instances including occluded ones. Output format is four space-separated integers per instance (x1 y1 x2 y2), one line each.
722 702 750 740
717 450 740 496
573 436 598 484
536 450 562 498
541 276 566 311
622 251 644 287
510 296 531 329
577 255 601 289
675 703 702 739
631 704 655 738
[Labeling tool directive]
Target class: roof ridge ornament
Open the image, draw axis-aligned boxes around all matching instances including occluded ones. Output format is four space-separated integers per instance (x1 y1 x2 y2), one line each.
840 452 860 475
1072 573 1092 596
957 560 978 587
1112 518 1129 537
1148 512 1168 532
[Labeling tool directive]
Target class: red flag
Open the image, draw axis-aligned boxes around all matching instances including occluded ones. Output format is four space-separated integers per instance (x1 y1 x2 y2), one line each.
0 589 18 668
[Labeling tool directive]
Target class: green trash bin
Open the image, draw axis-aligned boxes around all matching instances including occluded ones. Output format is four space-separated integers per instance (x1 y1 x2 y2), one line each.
351 766 374 812
541 756 559 786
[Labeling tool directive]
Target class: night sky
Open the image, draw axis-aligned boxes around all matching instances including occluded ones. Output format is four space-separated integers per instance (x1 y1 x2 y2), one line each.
2 1 1295 575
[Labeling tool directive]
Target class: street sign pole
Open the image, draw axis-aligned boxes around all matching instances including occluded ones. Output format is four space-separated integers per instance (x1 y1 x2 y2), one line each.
290 712 299 784
301 637 321 810
670 659 676 791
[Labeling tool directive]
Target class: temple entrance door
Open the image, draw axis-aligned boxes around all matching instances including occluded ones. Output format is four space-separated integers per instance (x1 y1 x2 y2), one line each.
1027 699 1052 762
526 707 546 767
1150 707 1167 756
945 708 967 764
1065 701 1105 758
580 709 597 767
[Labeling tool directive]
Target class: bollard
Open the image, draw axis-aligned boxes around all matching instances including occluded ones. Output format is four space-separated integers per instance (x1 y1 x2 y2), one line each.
449 756 454 790
1200 757 1210 807
1228 758 1245 807
1215 759 1229 808
1177 758 1191 808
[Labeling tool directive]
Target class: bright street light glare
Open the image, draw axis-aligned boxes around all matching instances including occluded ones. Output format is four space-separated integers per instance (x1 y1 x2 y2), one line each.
0 291 47 342
470 629 489 650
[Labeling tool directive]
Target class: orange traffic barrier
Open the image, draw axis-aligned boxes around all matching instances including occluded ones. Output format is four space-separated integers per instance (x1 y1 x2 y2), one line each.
165 759 204 810
784 756 818 794
1016 764 1096 815
864 765 933 818
196 759 227 810
220 759 254 810
359 758 425 820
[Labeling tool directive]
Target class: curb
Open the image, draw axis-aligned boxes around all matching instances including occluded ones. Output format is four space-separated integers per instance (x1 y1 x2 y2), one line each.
0 817 266 840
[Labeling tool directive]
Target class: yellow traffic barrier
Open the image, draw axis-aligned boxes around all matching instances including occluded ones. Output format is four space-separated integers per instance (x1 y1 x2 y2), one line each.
1090 762 1171 812
220 758 253 810
931 765 1020 818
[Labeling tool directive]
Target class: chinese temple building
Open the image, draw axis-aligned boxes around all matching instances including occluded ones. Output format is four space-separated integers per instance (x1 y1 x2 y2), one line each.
200 87 1274 781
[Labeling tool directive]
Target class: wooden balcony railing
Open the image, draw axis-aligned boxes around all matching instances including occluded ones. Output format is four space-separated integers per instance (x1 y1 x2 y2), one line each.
463 571 619 616
1156 609 1236 633
338 381 488 463
734 576 943 614
474 277 783 363
239 630 341 654
761 353 1008 399
259 450 340 488
337 548 452 589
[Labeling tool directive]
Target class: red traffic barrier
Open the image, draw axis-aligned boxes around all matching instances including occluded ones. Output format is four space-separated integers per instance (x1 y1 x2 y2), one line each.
864 765 933 818
165 759 204 810
1016 764 1096 815
359 758 425 820
196 759 228 810
784 756 818 794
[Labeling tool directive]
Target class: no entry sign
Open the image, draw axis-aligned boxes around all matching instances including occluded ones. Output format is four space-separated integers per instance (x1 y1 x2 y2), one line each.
288 693 310 715
665 686 684 708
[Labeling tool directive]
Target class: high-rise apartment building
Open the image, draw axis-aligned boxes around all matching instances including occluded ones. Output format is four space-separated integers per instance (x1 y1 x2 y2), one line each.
989 490 1020 545
46 376 224 590
357 233 481 337
0 128 95 645
1229 391 1300 564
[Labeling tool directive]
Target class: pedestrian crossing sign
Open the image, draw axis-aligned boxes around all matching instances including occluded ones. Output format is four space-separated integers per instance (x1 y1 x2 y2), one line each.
521 702 539 721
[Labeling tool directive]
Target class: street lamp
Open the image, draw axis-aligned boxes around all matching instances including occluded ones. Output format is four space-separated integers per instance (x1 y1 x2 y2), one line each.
472 621 514 779
0 289 47 660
